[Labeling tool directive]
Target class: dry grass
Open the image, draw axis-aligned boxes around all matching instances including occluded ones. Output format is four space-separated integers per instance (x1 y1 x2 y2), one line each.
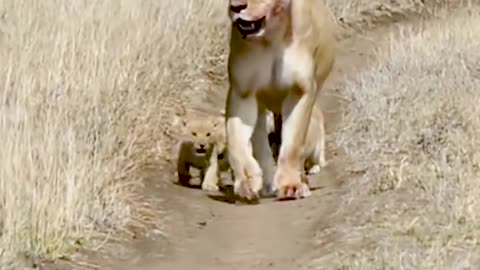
308 7 480 270
0 0 226 266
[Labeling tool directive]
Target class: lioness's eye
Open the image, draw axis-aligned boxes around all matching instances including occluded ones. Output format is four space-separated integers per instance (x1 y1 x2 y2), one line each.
206 133 211 137
192 132 197 136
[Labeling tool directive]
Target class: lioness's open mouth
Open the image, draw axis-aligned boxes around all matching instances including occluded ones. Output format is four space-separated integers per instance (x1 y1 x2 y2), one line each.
235 17 265 38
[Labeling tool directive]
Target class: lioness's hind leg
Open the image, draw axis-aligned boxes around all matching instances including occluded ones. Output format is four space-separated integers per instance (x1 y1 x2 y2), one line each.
306 112 327 175
226 91 263 202
251 108 276 197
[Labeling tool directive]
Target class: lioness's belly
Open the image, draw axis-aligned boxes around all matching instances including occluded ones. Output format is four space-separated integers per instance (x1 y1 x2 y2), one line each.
256 88 288 113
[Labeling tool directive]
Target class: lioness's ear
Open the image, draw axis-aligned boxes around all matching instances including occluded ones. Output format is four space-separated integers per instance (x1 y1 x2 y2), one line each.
273 0 290 14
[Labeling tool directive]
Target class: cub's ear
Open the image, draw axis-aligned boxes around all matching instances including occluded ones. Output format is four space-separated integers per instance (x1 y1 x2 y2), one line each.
172 114 188 127
213 115 225 128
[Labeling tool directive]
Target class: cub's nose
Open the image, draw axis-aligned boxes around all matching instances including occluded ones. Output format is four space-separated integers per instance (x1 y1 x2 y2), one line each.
196 144 207 154
230 3 247 13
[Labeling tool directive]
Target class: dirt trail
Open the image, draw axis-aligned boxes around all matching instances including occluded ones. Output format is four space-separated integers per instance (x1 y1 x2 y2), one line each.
144 171 340 270
78 18 403 270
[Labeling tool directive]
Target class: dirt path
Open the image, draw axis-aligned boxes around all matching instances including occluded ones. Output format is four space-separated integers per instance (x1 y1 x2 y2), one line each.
142 170 340 270
93 30 382 270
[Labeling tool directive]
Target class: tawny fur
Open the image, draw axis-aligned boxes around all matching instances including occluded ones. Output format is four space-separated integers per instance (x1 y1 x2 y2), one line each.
267 109 327 175
302 105 328 174
175 113 229 192
225 0 335 201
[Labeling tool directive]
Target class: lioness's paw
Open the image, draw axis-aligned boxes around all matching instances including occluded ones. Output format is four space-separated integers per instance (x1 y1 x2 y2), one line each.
274 168 311 200
277 181 311 200
234 174 262 204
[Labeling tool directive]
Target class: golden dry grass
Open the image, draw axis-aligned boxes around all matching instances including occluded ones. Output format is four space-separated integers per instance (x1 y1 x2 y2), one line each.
0 0 226 266
308 7 480 269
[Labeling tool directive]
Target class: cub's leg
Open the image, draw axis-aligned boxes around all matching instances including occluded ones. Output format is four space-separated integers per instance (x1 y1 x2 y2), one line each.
251 107 276 197
201 146 221 192
226 90 263 202
176 142 192 187
273 92 314 199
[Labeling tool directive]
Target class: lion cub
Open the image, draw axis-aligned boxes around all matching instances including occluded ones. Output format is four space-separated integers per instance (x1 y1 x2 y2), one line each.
176 113 228 192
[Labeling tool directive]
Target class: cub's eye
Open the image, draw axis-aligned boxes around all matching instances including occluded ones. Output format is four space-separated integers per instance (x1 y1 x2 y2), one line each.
206 133 211 137
192 132 197 136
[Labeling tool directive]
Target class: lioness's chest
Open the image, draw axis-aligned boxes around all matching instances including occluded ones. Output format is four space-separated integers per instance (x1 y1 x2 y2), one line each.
233 46 296 95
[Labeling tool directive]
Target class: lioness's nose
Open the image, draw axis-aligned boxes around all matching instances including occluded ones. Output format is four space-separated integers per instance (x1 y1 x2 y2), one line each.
230 4 247 13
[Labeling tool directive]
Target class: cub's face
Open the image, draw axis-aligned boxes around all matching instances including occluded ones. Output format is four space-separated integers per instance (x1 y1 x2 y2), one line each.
228 0 289 42
181 117 220 156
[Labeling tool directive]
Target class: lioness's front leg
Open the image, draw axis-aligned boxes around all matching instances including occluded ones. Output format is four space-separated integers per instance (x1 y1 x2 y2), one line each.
226 89 263 202
274 91 315 199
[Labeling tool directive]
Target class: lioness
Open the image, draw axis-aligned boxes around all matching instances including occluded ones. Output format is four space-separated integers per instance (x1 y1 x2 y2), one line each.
225 0 335 201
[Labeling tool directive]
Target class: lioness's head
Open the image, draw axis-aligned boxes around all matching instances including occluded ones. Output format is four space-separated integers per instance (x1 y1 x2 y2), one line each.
180 116 221 156
228 0 290 42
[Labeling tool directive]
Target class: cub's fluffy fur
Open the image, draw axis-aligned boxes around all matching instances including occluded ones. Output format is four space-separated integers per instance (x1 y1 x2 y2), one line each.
176 113 229 191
